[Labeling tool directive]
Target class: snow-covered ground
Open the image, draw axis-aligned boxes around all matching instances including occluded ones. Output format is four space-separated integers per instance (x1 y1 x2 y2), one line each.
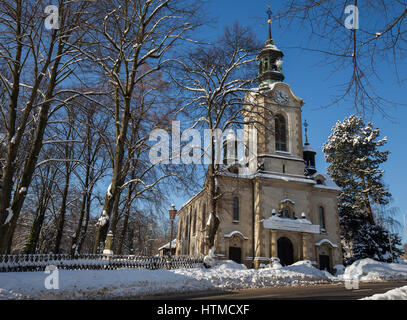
342 258 407 282
0 258 406 300
361 285 407 300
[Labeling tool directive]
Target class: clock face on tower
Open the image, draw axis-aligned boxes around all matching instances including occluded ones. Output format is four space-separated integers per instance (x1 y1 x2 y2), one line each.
273 90 289 105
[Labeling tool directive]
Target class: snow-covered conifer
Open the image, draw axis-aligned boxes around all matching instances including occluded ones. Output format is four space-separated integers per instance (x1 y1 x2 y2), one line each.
323 115 402 264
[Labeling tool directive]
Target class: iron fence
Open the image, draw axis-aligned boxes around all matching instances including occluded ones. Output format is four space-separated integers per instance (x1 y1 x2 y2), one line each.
0 254 204 272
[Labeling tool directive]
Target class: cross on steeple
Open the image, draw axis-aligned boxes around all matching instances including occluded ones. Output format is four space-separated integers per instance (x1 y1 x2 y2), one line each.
266 4 272 42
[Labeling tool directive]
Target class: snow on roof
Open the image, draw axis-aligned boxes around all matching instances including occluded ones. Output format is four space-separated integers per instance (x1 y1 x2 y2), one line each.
263 215 320 234
158 239 176 251
258 153 305 162
177 190 205 213
315 239 338 248
303 143 316 153
280 198 295 204
257 172 315 184
223 231 249 240
314 174 341 191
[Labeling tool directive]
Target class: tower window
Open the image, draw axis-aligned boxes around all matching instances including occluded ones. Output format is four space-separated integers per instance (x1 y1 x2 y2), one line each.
201 203 206 229
275 114 287 151
233 197 239 222
319 206 326 230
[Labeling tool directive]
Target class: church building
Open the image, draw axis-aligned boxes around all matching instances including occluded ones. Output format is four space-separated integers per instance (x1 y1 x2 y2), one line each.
174 17 343 272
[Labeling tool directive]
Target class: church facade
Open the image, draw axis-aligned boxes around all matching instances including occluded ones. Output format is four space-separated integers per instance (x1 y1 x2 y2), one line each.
174 25 343 272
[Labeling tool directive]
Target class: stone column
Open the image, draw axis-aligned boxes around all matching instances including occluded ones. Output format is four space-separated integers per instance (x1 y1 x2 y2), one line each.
103 231 114 257
270 230 277 258
253 179 268 268
265 229 270 259
302 233 309 260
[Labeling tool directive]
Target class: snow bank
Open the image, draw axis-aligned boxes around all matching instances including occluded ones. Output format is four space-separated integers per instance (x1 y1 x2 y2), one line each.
361 285 407 300
0 260 331 300
3 258 406 299
343 258 407 282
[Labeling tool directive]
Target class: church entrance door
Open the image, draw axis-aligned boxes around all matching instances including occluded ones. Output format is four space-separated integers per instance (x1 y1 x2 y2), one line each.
277 237 294 266
229 247 242 264
319 255 331 273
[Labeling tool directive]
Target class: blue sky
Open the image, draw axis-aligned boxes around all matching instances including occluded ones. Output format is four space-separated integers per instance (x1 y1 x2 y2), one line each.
172 0 407 243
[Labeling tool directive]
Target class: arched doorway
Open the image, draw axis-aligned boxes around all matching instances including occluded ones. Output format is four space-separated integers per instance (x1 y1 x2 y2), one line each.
277 237 294 266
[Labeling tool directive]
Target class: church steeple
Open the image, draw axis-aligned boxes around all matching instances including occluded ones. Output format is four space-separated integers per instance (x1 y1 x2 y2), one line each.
257 5 285 89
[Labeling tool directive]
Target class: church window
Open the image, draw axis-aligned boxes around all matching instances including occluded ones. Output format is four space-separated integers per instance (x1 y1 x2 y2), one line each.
178 219 182 240
319 206 326 229
233 197 239 222
185 216 189 239
275 114 287 151
192 210 196 235
201 203 206 229
284 207 290 218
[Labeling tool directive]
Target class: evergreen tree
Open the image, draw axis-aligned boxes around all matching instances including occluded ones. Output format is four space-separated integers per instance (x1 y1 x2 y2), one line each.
323 115 402 264
348 223 403 265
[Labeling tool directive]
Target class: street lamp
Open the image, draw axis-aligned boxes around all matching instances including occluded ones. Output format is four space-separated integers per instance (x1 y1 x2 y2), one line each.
168 204 177 257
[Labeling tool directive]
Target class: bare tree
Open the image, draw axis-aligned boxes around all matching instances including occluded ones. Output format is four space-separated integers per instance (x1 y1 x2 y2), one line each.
170 23 263 255
70 99 110 255
0 0 90 253
23 162 58 254
73 0 202 253
273 0 407 117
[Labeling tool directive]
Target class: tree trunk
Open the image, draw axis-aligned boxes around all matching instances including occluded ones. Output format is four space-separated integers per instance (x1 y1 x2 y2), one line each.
77 185 92 254
0 29 65 253
117 180 134 254
53 165 71 254
23 168 55 254
93 95 131 253
70 156 90 255
205 161 220 255
361 176 375 225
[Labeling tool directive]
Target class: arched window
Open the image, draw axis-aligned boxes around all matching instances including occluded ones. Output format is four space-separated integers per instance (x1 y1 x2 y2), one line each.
319 206 326 229
178 219 183 240
201 203 206 229
233 197 239 222
184 216 189 238
275 114 287 151
192 210 196 235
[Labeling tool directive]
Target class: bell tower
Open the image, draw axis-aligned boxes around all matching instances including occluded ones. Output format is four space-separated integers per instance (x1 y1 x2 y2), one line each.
257 5 285 89
244 5 306 177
